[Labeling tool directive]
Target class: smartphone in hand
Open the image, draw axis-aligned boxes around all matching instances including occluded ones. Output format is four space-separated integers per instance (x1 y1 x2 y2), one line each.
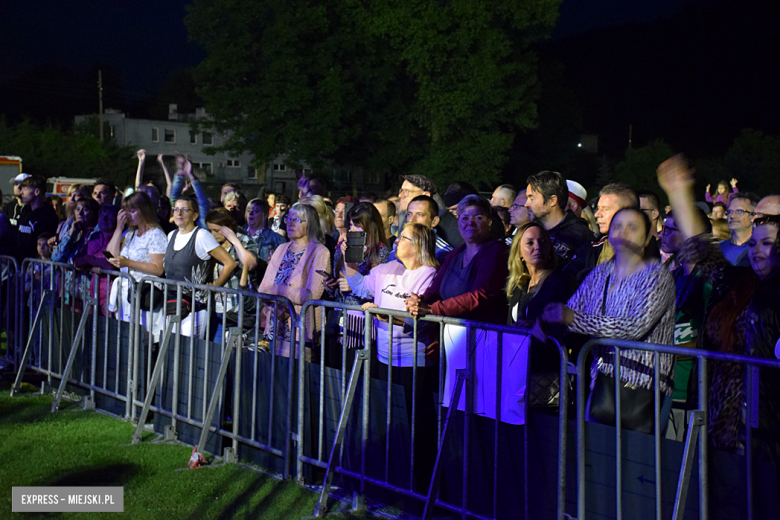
102 251 114 260
345 231 367 264
315 270 334 281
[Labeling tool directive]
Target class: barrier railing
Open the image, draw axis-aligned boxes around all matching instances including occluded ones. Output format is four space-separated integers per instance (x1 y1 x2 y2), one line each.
12 259 137 418
296 300 571 520
128 276 299 477
577 338 780 520
0 255 21 371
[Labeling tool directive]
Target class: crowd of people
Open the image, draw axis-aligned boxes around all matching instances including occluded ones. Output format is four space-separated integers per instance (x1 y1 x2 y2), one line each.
4 148 780 460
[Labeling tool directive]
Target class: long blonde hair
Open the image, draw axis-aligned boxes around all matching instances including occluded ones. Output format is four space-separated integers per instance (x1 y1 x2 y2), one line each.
402 223 440 269
505 222 557 297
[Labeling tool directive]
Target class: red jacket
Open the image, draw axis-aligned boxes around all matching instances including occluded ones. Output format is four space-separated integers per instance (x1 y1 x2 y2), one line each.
422 239 509 324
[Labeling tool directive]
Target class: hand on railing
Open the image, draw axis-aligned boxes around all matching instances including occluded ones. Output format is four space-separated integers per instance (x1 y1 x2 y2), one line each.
405 292 431 317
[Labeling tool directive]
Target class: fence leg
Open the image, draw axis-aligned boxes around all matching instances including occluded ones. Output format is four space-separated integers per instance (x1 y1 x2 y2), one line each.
131 316 180 444
196 328 240 456
51 298 96 411
314 349 369 518
422 368 468 520
10 289 52 397
672 410 705 520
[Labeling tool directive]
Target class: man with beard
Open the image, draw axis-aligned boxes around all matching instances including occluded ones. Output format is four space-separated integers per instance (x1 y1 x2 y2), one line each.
524 170 592 267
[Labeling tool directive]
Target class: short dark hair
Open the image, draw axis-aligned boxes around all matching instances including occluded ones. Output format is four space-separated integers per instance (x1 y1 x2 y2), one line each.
222 182 242 192
94 178 116 195
375 198 396 218
713 201 727 210
409 194 438 217
37 232 54 243
20 175 46 193
276 194 291 205
637 189 661 212
359 191 378 203
526 171 567 210
599 183 639 210
730 192 760 209
298 172 327 197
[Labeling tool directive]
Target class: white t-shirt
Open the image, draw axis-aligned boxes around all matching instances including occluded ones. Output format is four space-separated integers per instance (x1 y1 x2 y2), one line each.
120 228 168 282
347 261 437 366
167 227 219 260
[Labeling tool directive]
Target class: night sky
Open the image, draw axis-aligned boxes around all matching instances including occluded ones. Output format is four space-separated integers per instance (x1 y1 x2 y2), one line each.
2 0 773 160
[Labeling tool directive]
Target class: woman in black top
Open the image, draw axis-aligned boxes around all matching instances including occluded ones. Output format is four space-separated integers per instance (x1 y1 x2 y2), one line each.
506 221 576 373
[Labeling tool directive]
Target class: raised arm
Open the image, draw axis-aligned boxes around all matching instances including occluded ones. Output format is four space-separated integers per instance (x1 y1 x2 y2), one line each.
135 149 146 188
657 154 706 240
106 211 126 258
158 154 173 198
221 226 258 271
175 153 209 228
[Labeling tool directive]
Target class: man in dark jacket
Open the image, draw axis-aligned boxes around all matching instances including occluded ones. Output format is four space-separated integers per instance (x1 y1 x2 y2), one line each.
524 170 593 266
565 183 659 284
15 175 59 263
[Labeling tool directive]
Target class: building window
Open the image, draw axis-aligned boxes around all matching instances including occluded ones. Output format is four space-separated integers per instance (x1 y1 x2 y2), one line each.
151 127 159 142
273 163 286 171
202 132 213 145
364 171 380 185
164 129 175 143
193 162 212 175
226 159 240 168
190 132 197 145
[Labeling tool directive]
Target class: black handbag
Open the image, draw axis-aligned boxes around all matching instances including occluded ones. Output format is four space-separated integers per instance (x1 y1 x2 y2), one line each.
138 282 164 310
586 371 655 434
585 272 661 434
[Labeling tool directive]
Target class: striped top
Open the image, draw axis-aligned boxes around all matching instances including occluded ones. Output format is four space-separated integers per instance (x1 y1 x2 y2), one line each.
567 258 676 395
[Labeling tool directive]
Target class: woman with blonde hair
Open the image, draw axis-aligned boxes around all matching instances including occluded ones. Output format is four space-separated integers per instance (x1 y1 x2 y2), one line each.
299 194 337 261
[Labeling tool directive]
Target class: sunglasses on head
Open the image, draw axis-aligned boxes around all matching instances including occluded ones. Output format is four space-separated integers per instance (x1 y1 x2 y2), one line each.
753 214 780 228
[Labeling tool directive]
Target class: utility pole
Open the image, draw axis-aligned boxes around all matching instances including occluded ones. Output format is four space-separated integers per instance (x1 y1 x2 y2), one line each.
98 70 104 142
628 124 633 149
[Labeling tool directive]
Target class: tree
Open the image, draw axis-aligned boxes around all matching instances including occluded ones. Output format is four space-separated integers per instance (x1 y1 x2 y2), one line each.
722 129 780 195
614 140 674 193
0 117 135 188
185 0 560 189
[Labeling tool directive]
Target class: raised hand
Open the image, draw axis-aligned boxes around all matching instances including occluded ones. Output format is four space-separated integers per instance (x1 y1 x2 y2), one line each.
657 154 695 195
136 149 146 162
706 184 711 193
220 225 238 245
116 209 128 230
730 178 738 188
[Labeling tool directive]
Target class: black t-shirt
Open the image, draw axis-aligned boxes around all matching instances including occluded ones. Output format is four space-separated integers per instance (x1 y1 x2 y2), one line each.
16 203 59 263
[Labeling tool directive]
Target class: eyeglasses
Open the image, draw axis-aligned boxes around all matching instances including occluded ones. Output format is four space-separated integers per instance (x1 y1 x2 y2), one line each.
172 207 192 214
510 203 525 211
283 215 306 225
399 187 423 197
753 214 780 228
726 209 753 217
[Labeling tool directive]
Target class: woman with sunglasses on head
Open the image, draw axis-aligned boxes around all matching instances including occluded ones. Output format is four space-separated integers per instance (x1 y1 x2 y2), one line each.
658 155 780 460
258 203 330 358
163 196 237 338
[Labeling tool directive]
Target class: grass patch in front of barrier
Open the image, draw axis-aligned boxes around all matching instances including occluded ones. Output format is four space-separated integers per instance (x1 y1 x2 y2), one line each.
0 381 363 519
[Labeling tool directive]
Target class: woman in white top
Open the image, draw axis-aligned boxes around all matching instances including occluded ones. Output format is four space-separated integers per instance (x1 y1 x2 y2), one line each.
106 191 167 321
342 222 439 369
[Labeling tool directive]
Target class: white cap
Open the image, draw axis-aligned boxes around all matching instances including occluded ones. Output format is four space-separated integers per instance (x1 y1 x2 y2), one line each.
10 173 31 185
566 180 587 207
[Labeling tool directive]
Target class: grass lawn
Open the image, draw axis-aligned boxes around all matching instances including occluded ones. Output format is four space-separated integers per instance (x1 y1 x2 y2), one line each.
0 379 353 519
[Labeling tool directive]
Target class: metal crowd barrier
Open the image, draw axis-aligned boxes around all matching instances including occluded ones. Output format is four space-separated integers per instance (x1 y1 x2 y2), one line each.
0 255 21 371
127 276 299 477
577 338 780 520
11 259 137 418
296 300 570 520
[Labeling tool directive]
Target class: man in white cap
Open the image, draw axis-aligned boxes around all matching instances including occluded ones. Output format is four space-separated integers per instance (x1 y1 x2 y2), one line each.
565 180 588 218
4 173 31 228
